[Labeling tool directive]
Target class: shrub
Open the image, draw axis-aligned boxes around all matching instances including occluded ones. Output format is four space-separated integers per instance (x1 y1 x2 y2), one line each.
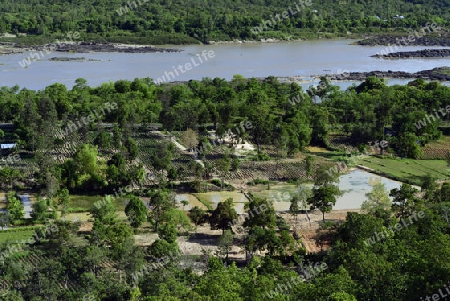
247 178 269 185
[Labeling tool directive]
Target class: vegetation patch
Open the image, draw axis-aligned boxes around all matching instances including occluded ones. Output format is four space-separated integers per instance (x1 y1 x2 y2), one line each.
355 157 449 185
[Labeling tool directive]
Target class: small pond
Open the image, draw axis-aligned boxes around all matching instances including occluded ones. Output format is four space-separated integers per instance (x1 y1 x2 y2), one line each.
176 169 406 214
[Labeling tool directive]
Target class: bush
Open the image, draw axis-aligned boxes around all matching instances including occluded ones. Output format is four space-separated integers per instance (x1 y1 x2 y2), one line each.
186 181 208 193
210 179 222 187
0 225 44 233
66 207 89 213
319 220 340 230
231 156 240 171
247 178 269 185
255 152 271 161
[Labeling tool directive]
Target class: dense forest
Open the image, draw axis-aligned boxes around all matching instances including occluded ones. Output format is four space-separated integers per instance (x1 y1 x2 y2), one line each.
0 0 449 44
0 76 448 167
0 73 448 300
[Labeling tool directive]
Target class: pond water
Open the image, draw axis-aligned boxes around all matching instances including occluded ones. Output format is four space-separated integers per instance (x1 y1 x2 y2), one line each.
18 194 32 219
334 169 402 210
177 169 405 214
271 169 403 211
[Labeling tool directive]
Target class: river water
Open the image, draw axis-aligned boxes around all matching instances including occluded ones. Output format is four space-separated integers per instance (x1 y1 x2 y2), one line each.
1 39 450 90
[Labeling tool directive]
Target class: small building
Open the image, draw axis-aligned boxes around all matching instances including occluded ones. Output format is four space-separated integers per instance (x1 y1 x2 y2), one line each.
1 143 16 156
1 144 16 149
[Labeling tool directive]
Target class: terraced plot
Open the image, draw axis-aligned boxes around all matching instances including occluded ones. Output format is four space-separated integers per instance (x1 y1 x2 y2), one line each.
354 157 449 185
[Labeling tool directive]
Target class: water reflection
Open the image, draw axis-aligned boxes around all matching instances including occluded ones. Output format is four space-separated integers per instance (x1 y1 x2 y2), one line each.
178 169 405 214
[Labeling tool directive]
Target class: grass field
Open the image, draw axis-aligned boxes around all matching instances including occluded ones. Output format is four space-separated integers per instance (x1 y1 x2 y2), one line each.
64 211 127 222
354 157 449 185
426 136 450 148
0 229 36 244
249 184 308 201
69 194 128 212
193 192 248 210
175 194 209 210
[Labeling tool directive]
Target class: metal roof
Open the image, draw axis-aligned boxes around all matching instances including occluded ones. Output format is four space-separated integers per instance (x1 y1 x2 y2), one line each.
0 144 16 149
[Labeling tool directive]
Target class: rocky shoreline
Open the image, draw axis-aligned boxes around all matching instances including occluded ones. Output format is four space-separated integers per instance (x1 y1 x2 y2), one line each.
53 41 182 53
357 33 450 46
49 57 101 62
0 41 182 54
321 67 450 81
0 42 24 54
372 49 450 59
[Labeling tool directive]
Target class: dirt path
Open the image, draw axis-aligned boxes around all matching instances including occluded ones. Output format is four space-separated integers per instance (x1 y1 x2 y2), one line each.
281 209 361 253
172 209 361 257
168 136 205 168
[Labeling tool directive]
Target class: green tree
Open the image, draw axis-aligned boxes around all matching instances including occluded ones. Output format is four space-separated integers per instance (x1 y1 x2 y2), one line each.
57 188 70 219
164 207 196 234
0 167 21 190
48 219 80 248
231 156 240 172
210 198 238 234
290 195 301 225
243 195 276 230
6 192 24 224
148 238 179 258
167 167 178 187
355 76 386 93
112 123 122 148
193 258 243 300
181 128 199 149
389 184 419 218
439 183 450 203
361 182 392 214
124 137 139 161
218 229 234 262
314 165 340 186
74 144 100 176
310 107 330 147
217 155 231 190
106 222 135 259
245 92 275 158
303 155 315 178
189 206 207 226
63 144 106 191
329 292 358 301
31 199 48 224
90 195 117 225
0 289 25 300
22 257 65 300
150 142 174 184
125 195 147 228
420 175 439 202
307 185 340 221
94 131 112 149
147 190 174 232
393 132 423 159
157 222 178 243
333 212 384 247
45 172 59 199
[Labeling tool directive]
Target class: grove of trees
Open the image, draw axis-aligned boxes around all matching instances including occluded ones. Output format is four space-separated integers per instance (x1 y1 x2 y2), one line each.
1 0 449 44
